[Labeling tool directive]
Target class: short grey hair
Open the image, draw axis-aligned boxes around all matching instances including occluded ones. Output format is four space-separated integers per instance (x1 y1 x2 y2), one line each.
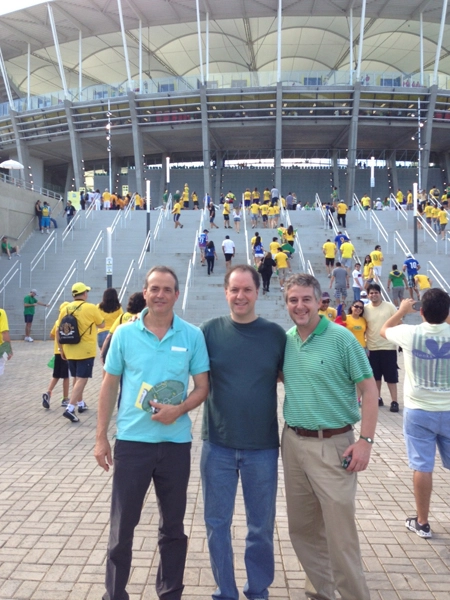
283 273 322 303
145 266 179 293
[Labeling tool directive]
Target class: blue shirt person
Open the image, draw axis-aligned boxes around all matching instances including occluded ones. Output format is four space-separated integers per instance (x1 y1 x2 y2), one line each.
402 254 421 300
95 266 209 600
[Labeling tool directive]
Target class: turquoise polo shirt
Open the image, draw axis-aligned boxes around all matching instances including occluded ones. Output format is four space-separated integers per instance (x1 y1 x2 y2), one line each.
283 316 373 430
105 310 209 443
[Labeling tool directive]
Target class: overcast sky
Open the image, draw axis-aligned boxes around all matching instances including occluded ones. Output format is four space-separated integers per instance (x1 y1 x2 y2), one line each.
0 0 50 16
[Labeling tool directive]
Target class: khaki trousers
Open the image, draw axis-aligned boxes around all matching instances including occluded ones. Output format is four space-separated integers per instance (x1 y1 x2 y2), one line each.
281 424 370 600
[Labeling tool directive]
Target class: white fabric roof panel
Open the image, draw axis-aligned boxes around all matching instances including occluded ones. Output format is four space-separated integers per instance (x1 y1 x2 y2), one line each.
0 1 449 96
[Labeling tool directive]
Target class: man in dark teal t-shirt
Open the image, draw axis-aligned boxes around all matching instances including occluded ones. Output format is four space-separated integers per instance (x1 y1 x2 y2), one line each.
200 265 286 600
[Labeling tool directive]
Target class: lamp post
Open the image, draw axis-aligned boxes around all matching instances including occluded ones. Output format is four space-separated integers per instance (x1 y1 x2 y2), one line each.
166 156 171 196
412 99 424 254
106 100 112 194
146 179 151 252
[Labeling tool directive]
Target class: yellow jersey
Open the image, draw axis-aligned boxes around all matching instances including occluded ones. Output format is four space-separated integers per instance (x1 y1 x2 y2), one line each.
318 307 337 321
269 241 280 255
414 274 431 290
337 202 348 215
274 252 289 269
172 202 181 214
58 301 104 360
323 242 337 258
340 242 355 259
260 204 269 215
250 203 260 215
263 190 271 202
370 250 383 266
439 210 448 225
346 315 367 347
244 190 251 201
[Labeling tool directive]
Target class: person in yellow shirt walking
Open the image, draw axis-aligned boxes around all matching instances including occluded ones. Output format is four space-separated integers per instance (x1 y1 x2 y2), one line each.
438 207 448 239
414 274 432 299
182 183 189 209
406 189 413 210
134 193 142 210
171 200 183 228
103 189 111 210
370 245 384 280
260 202 270 228
322 238 337 278
340 238 355 274
243 188 252 212
337 200 348 227
431 205 440 233
223 201 232 228
273 248 291 291
250 200 260 229
361 194 371 210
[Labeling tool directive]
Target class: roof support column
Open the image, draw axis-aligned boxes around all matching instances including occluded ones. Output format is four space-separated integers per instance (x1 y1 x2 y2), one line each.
420 86 438 192
332 149 340 199
275 82 282 193
65 162 74 194
9 110 32 184
160 153 170 201
277 0 282 82
27 44 31 109
195 0 204 84
128 91 144 194
64 100 83 190
79 31 82 101
346 83 361 206
117 0 133 90
200 85 211 202
47 3 68 99
206 13 209 83
355 0 367 82
349 8 354 84
0 47 14 109
443 152 450 186
139 20 143 92
419 13 424 86
433 0 449 85
214 151 223 202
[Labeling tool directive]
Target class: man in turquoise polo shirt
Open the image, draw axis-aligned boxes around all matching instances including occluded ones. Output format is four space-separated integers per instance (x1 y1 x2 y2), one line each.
94 266 209 600
281 273 378 600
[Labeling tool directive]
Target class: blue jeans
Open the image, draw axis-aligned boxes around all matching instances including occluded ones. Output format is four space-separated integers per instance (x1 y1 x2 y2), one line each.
352 287 361 301
200 441 278 600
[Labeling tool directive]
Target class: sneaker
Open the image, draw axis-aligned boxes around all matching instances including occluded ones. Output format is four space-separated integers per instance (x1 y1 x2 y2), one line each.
63 409 79 423
390 401 399 413
42 393 50 409
405 516 432 538
77 403 89 414
378 397 384 407
61 399 69 407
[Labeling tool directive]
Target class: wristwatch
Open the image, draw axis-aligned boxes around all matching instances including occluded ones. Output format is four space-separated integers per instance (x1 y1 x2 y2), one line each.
360 435 374 444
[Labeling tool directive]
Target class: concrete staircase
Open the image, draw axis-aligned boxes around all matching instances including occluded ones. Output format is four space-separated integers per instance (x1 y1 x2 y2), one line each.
2 203 449 340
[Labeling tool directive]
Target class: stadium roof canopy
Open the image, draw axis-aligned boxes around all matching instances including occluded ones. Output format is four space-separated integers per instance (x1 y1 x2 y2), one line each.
1 0 450 97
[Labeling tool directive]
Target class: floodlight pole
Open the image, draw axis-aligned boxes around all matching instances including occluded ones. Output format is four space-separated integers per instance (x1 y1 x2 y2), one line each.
146 180 151 252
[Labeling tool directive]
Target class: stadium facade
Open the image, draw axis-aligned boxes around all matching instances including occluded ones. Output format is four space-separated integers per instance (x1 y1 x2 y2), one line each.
0 0 450 204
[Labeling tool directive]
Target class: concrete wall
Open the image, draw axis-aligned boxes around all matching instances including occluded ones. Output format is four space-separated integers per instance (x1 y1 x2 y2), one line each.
0 180 60 240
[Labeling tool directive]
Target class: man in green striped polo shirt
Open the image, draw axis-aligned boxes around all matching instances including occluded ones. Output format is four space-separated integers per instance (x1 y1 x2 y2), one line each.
281 273 378 600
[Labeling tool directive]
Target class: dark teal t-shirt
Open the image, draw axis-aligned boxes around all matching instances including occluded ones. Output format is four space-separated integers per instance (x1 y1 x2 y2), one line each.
200 316 286 450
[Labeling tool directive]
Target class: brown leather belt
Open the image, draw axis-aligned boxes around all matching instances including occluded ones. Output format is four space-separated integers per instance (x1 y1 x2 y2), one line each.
288 424 352 439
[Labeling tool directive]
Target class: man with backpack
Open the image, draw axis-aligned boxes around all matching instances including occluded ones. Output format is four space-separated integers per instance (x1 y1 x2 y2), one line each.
57 282 104 422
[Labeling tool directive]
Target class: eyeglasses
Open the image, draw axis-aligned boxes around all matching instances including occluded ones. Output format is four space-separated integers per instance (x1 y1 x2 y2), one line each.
321 300 330 304
352 305 364 309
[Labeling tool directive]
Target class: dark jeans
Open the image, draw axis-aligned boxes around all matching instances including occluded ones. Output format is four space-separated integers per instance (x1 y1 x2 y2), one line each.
206 255 215 274
337 214 346 227
261 271 272 291
103 440 191 600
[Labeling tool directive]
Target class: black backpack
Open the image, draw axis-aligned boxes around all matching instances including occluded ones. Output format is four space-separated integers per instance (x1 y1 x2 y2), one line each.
58 302 89 345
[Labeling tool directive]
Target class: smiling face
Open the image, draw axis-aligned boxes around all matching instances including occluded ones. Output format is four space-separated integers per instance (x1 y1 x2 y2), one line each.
286 285 321 336
368 288 382 306
225 269 258 323
144 271 179 318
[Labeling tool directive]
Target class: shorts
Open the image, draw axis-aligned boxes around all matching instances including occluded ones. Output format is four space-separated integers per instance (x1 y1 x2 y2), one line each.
24 314 34 323
419 288 431 299
403 407 450 472
341 258 352 268
262 215 268 222
224 253 233 262
251 214 257 221
41 217 50 228
372 266 382 278
234 217 241 222
173 214 180 222
224 215 230 221
278 267 287 278
392 287 404 302
368 349 398 383
209 216 215 223
441 223 447 232
426 217 432 225
67 357 94 379
334 287 347 300
52 353 69 379
244 200 251 207
325 258 335 266
97 330 109 349
254 252 264 259
407 274 416 288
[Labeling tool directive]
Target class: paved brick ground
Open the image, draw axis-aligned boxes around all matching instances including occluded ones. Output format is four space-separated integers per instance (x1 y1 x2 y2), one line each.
0 340 449 600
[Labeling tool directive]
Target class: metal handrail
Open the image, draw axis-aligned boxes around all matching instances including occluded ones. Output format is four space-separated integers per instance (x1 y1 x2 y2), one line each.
29 231 57 286
83 231 104 272
417 215 439 253
393 231 413 256
123 192 136 222
344 229 361 265
110 209 123 238
151 207 165 250
119 259 135 303
0 171 63 201
43 259 78 340
61 210 81 243
181 260 193 315
0 261 21 305
378 276 394 305
138 229 152 270
389 193 408 223
306 259 315 276
165 193 173 219
84 198 96 224
427 261 450 293
369 212 389 250
316 194 338 234
352 194 368 221
242 200 251 265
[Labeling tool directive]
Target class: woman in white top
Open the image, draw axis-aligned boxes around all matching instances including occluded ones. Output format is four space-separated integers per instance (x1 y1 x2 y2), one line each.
233 207 241 233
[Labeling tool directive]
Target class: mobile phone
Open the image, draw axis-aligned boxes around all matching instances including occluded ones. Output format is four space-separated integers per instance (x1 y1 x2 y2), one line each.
341 455 352 469
412 301 422 311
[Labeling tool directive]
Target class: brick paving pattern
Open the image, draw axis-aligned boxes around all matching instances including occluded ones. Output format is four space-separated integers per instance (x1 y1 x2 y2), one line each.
0 340 449 599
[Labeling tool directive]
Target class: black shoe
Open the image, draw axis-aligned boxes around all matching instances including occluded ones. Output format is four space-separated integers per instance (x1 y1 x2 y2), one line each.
405 516 432 538
77 404 89 414
378 397 384 407
390 401 399 413
42 393 50 409
63 409 80 423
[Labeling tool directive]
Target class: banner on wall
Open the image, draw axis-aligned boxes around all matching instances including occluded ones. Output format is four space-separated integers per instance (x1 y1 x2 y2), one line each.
122 185 129 196
67 191 81 210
